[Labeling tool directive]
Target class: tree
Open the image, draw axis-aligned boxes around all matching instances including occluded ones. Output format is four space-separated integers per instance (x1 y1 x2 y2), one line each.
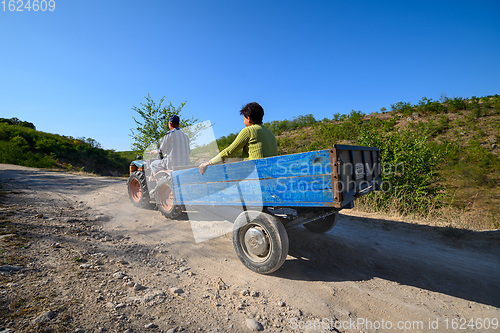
0 117 36 129
130 94 199 152
78 137 102 149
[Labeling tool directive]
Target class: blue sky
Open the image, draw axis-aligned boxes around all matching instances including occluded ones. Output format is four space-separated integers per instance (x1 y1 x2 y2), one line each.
1 0 499 151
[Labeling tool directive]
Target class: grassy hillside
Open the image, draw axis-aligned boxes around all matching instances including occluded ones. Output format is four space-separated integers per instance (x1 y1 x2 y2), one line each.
220 94 500 230
0 120 129 176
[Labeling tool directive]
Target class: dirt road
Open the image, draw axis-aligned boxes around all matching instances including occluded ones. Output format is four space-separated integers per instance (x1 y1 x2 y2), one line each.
0 164 499 332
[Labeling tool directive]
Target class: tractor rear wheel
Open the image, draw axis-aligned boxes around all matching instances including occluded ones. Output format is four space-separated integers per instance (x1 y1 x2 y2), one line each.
155 176 182 219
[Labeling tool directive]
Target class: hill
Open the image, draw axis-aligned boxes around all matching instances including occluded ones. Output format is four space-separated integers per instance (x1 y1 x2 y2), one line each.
0 119 129 176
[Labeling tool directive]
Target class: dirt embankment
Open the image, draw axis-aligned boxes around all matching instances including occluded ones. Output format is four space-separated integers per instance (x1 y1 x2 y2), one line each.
0 164 499 333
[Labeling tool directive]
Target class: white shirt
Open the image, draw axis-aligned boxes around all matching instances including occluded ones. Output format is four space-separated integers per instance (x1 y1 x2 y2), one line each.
159 128 190 170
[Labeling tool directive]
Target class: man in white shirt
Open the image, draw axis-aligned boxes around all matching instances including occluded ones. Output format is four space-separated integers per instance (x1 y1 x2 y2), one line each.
150 115 190 173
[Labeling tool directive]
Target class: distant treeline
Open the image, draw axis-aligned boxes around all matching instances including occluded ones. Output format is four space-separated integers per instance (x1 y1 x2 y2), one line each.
0 118 129 175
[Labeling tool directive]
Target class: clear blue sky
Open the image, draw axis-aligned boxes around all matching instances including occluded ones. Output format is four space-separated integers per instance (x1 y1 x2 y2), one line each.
1 0 499 151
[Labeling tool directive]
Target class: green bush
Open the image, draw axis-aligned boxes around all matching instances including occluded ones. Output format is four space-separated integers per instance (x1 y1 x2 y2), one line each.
492 96 500 114
390 101 413 116
383 116 398 132
348 110 364 125
442 139 499 188
431 115 450 136
291 114 316 129
416 97 447 115
449 97 467 111
470 108 485 119
357 126 443 214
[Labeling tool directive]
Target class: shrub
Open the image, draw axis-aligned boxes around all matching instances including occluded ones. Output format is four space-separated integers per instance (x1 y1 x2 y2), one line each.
390 101 413 116
493 97 500 114
290 114 316 129
357 126 443 214
348 110 364 125
435 115 450 135
383 116 398 132
482 97 493 109
449 97 467 111
470 108 485 119
264 119 292 136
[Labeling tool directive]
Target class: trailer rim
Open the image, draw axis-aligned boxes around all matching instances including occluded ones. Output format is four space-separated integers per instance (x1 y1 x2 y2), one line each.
240 224 271 262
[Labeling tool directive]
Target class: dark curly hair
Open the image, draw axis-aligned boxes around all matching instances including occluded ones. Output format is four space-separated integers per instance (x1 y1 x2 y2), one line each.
239 102 264 124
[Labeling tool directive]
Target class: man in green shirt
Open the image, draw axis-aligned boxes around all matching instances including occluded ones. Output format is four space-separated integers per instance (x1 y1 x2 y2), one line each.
199 102 278 175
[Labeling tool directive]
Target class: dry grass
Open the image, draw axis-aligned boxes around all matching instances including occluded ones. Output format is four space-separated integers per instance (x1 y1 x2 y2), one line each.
352 190 499 231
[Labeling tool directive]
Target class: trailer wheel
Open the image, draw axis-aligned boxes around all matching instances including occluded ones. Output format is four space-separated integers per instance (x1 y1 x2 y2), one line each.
232 211 289 274
155 176 182 219
127 171 150 208
304 211 339 233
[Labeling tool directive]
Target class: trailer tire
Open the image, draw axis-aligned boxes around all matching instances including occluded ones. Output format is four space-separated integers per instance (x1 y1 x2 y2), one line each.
232 211 289 274
127 171 150 208
155 176 182 219
304 211 339 233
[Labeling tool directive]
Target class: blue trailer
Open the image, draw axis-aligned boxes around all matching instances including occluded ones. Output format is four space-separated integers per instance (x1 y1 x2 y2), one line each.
128 144 382 274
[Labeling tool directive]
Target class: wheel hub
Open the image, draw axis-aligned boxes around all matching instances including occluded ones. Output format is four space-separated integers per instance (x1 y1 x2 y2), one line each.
130 179 141 201
244 227 269 256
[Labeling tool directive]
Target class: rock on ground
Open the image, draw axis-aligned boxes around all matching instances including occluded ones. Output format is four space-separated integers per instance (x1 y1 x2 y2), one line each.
246 318 264 331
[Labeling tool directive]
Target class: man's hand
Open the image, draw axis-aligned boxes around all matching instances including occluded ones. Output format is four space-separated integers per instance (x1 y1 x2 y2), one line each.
198 161 212 175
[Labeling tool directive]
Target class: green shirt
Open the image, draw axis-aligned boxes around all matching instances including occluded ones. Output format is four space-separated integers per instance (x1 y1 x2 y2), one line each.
211 124 278 164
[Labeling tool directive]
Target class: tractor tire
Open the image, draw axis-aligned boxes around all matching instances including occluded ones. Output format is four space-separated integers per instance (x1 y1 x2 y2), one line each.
127 171 150 208
155 176 182 219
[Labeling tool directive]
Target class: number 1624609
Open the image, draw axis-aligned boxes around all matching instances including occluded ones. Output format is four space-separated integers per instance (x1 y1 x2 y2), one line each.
2 0 55 11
